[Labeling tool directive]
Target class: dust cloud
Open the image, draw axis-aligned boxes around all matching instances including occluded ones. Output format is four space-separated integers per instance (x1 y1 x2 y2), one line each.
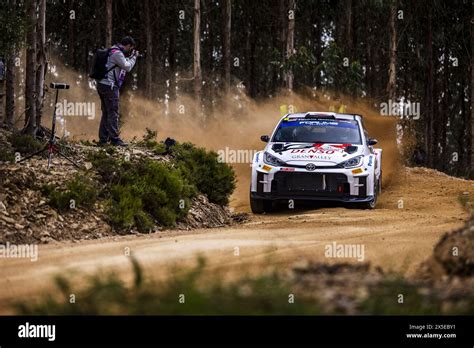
40 60 399 211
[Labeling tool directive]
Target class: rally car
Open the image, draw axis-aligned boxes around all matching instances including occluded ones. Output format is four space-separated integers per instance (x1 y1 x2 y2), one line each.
250 112 382 213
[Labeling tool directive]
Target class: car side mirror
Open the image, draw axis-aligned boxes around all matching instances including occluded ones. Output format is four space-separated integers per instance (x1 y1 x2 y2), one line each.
368 138 378 146
260 135 270 143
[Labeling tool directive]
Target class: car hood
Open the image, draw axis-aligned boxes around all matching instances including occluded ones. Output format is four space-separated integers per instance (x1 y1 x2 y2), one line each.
266 142 364 166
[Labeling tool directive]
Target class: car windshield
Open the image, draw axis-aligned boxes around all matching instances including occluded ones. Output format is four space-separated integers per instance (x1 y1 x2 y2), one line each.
272 119 362 144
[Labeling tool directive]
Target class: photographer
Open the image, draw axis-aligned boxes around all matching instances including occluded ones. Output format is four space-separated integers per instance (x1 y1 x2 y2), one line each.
96 36 139 147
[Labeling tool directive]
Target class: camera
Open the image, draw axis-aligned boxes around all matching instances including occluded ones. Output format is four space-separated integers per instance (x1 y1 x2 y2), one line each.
134 50 146 59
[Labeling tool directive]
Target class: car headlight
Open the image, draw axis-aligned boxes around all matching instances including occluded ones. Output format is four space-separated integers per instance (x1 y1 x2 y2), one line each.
264 152 287 167
339 155 364 168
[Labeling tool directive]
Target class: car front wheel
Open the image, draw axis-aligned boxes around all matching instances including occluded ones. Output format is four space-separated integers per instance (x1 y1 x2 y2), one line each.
250 195 273 214
356 177 379 210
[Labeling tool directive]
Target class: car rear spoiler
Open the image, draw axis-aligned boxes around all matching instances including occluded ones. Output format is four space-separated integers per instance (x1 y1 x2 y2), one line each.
340 113 364 120
304 113 364 120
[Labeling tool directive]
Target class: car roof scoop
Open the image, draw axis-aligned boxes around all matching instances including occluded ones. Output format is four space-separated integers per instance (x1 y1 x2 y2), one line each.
272 143 284 152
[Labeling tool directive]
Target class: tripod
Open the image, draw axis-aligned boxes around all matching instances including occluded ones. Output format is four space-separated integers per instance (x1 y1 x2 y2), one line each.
19 83 82 170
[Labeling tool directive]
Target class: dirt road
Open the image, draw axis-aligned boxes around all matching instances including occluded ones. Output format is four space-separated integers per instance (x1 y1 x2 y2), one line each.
0 167 472 314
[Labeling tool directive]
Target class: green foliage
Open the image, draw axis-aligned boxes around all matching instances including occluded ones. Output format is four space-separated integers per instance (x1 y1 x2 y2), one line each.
13 259 472 315
9 134 43 154
151 143 167 155
129 129 166 156
458 193 473 213
42 174 97 212
142 128 158 143
87 149 122 182
135 129 167 155
82 141 235 231
14 258 321 315
318 42 364 96
79 140 94 146
0 2 25 54
171 143 236 205
0 148 15 163
87 147 124 184
359 278 442 315
106 185 154 232
272 45 317 75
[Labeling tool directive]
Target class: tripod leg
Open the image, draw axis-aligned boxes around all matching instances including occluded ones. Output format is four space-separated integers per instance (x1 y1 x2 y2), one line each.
48 151 53 170
57 150 83 169
17 145 48 163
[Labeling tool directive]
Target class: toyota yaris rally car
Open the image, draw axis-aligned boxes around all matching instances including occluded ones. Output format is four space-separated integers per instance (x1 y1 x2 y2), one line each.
250 112 382 213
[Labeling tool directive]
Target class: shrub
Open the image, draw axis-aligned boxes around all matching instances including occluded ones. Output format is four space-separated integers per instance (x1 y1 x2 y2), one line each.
42 174 97 212
359 278 442 315
84 140 236 230
106 186 154 232
136 129 169 155
171 142 236 205
137 128 159 149
80 140 94 146
151 142 167 155
106 160 195 231
9 133 43 154
87 149 122 182
0 148 15 163
13 258 321 315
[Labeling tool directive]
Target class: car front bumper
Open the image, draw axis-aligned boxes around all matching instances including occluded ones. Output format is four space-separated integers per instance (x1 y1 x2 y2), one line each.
251 164 375 201
250 191 374 203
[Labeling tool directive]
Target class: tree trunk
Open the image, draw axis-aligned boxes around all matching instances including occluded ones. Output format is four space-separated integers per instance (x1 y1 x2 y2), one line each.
284 0 295 91
106 0 113 47
310 3 320 88
0 67 4 127
67 0 75 67
387 0 397 100
462 74 469 177
247 0 257 97
95 0 102 46
144 0 153 99
5 54 16 129
279 0 287 88
471 0 474 177
222 0 232 92
364 6 373 98
439 23 450 172
168 2 177 101
35 0 46 129
24 0 37 135
425 6 434 167
193 0 202 102
345 0 353 58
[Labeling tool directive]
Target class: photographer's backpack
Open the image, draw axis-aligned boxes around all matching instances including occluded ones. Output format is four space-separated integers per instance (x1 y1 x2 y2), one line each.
89 48 115 79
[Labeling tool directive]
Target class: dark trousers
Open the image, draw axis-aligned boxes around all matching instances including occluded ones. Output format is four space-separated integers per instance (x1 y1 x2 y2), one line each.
97 83 120 143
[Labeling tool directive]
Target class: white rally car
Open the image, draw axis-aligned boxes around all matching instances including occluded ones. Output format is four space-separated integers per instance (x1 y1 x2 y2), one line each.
250 112 382 213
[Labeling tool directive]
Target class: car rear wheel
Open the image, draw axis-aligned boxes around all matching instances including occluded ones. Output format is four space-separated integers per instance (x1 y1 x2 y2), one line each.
250 196 273 214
